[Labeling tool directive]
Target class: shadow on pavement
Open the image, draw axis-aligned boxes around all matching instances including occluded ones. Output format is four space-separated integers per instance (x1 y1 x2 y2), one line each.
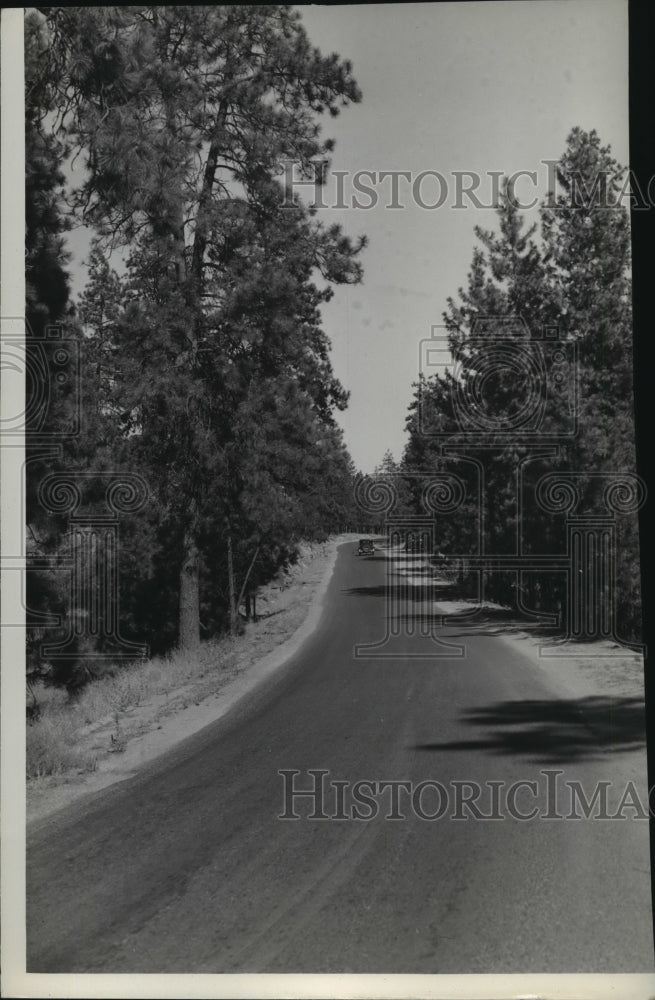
412 695 646 763
342 585 440 599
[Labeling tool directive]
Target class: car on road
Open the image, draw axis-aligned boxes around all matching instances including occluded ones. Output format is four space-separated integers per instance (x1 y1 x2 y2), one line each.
357 538 375 556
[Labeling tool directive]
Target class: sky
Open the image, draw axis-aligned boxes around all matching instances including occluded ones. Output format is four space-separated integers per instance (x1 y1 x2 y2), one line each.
292 0 629 472
63 1 630 474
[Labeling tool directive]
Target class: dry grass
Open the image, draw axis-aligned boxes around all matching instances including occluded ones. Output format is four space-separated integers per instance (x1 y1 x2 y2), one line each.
26 713 96 778
26 642 236 779
26 539 338 782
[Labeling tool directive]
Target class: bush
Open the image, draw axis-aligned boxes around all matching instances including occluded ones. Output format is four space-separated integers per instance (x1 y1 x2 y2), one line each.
26 714 94 778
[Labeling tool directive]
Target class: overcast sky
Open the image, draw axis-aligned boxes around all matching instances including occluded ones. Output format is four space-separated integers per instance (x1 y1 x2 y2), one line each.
63 1 630 474
294 0 629 472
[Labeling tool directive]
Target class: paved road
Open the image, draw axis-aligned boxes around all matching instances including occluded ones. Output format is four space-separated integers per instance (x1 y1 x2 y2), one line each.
28 542 654 972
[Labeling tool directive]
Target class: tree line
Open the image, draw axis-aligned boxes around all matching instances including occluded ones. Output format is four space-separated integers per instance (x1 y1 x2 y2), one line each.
378 128 641 642
26 5 365 691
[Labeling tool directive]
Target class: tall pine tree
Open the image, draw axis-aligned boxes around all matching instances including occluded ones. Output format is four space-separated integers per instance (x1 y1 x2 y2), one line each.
39 5 366 649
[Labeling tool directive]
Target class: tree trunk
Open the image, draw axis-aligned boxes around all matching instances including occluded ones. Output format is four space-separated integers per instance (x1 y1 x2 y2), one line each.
236 544 260 620
227 527 237 636
179 524 200 651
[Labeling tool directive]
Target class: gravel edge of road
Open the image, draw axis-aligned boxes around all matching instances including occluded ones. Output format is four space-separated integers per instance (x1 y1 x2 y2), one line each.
27 536 354 825
29 541 645 825
386 548 646 704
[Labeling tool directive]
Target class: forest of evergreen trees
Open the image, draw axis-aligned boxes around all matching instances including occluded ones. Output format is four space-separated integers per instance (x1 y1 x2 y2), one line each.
375 128 642 644
26 6 364 691
25 6 642 702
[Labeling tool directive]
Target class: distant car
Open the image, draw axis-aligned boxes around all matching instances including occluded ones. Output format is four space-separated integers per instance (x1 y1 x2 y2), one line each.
357 539 375 556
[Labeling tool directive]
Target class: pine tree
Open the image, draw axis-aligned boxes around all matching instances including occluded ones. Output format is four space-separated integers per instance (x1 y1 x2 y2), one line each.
25 11 76 687
541 128 639 634
403 130 640 637
39 5 367 649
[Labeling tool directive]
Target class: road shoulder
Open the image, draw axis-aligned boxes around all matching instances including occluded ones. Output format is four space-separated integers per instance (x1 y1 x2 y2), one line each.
386 547 645 704
27 536 354 825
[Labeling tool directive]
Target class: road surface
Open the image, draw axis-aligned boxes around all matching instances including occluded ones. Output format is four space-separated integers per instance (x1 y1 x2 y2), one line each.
28 541 654 972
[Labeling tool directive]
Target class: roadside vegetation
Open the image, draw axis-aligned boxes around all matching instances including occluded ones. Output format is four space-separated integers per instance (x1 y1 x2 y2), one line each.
27 540 336 780
28 639 238 779
25 6 640 760
371 129 641 645
26 7 365 719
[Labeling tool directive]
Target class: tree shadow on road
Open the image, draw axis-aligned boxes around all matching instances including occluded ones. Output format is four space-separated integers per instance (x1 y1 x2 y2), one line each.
343 583 459 601
440 604 562 640
342 585 439 599
412 696 646 763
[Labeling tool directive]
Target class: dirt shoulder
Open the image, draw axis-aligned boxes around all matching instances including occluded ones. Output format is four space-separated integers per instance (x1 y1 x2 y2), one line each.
29 540 645 825
27 535 356 825
387 548 646 704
